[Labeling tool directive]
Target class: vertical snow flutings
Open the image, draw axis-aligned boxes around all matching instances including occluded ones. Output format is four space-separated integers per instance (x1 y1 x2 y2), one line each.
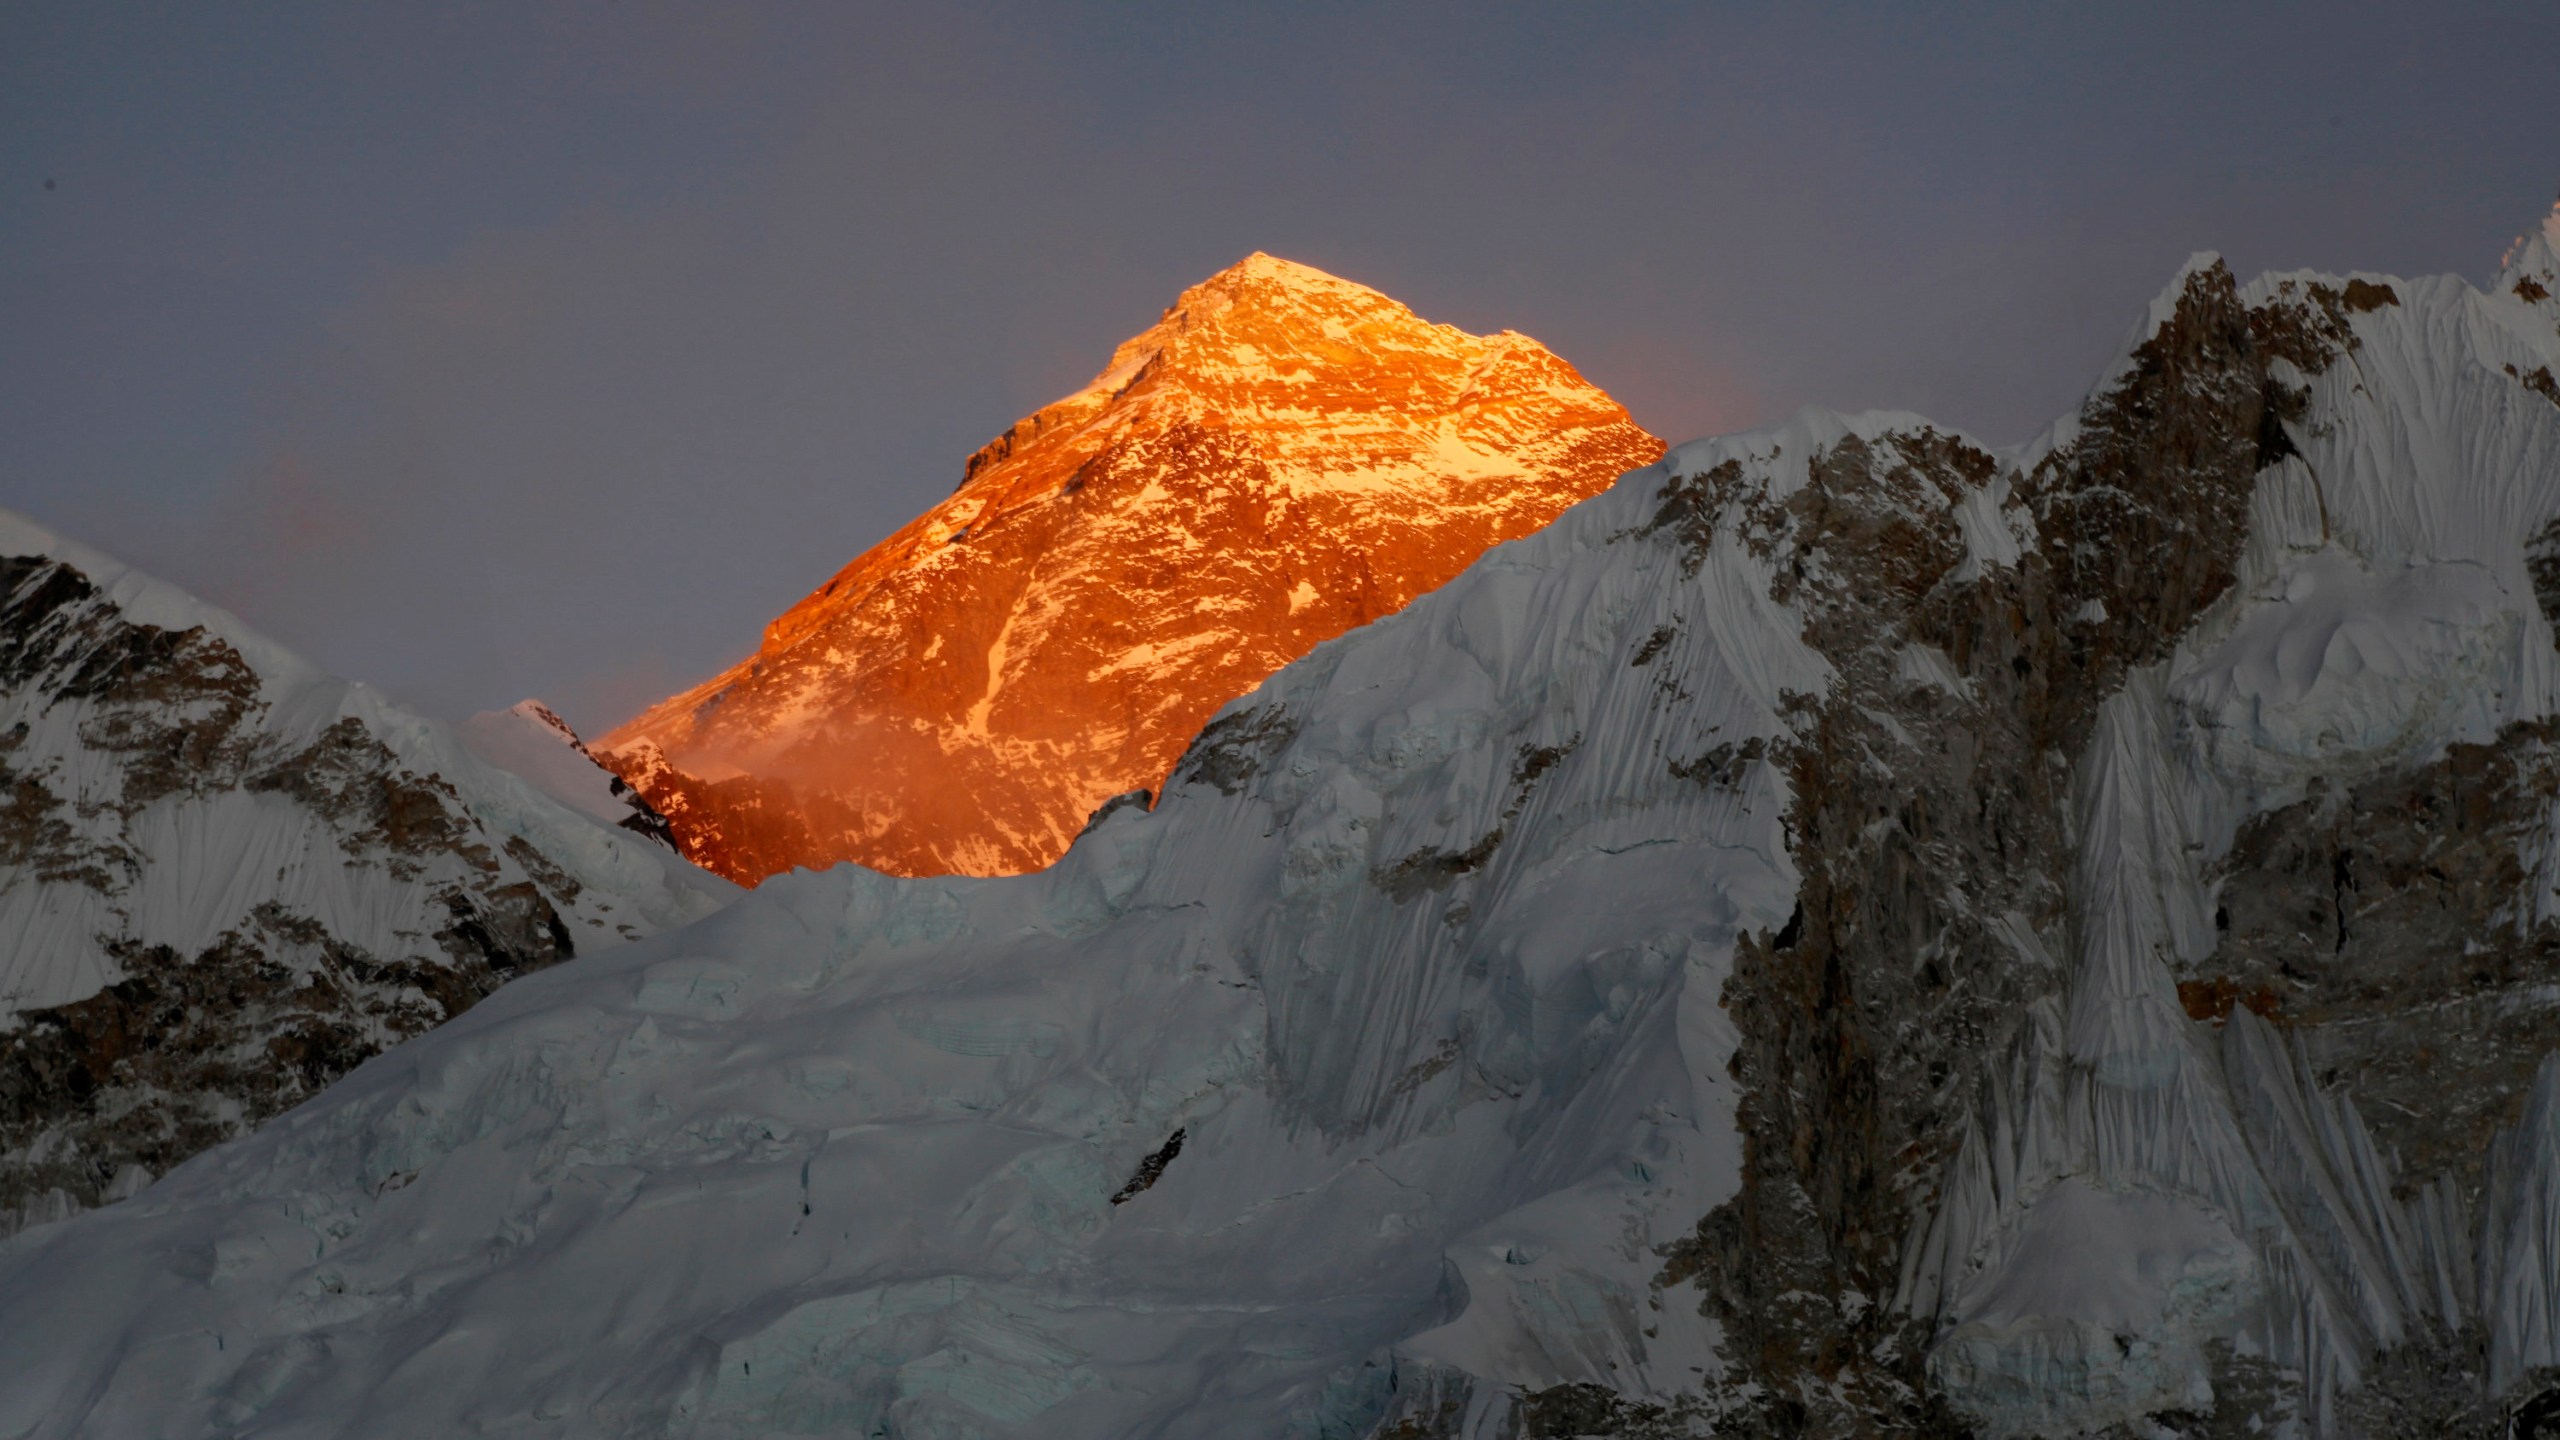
1662 260 2486 1432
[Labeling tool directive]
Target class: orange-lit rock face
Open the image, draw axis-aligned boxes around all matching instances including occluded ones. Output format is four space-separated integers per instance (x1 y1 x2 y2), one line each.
599 254 1662 883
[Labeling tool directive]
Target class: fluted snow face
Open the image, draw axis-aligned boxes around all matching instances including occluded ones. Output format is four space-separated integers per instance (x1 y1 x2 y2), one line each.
597 253 1662 884
1913 263 2560 1433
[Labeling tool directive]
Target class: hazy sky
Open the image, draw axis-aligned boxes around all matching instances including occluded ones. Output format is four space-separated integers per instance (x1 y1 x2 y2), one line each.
4 3 2555 729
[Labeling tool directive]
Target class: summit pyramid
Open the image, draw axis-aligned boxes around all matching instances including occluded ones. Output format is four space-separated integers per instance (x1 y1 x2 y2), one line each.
599 254 1662 882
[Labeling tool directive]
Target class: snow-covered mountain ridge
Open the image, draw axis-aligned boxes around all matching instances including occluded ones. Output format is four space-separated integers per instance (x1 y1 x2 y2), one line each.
0 510 733 1236
599 253 1662 884
3 210 2560 1436
458 699 683 849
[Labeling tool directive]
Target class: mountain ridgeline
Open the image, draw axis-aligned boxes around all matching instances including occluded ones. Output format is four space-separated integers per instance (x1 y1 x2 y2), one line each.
1 214 2560 1436
0 516 732 1237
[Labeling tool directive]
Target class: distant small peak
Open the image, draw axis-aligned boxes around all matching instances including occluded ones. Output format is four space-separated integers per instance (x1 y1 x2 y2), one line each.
501 699 591 750
2524 195 2560 253
1221 251 1341 282
2497 194 2560 303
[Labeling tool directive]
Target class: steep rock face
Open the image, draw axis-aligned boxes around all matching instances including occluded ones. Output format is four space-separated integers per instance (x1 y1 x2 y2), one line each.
1655 260 2397 1432
599 253 1662 883
6 222 2560 1439
0 512 733 1235
1897 243 2560 1434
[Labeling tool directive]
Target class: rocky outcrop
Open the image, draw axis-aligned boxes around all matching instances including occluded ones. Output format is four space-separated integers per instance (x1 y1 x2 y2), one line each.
1634 260 2358 1432
0 515 731 1233
1532 246 2560 1435
1886 237 2560 1435
2191 718 2560 1194
599 254 1661 883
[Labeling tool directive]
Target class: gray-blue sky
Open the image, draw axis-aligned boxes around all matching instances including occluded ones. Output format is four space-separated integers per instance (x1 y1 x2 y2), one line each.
4 2 2554 728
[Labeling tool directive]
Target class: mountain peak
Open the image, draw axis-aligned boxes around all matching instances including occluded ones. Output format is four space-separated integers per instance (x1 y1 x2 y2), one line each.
2499 195 2560 306
1066 251 1469 413
1172 251 1395 316
597 259 1661 882
1204 249 1353 289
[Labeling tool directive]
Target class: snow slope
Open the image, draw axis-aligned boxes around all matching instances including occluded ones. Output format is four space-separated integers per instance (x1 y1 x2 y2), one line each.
0 407 1838 1438
0 510 733 1234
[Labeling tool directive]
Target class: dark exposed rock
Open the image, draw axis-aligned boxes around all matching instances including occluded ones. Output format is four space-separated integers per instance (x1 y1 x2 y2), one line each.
1076 787 1155 839
2514 364 2560 409
1372 738 1579 901
1660 427 2074 1431
0 547 647 1227
0 726 127 892
0 835 582 1223
1637 457 1750 578
608 777 682 847
0 555 266 822
2328 1326 2500 1438
2513 1373 2560 1439
1645 261 2346 1433
1109 1128 1185 1204
2185 719 2560 1201
1666 735 1763 789
2025 263 2326 737
2528 517 2560 631
247 716 495 877
1175 703 1304 797
1369 1367 1738 1439
504 833 583 906
0 874 572 1220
